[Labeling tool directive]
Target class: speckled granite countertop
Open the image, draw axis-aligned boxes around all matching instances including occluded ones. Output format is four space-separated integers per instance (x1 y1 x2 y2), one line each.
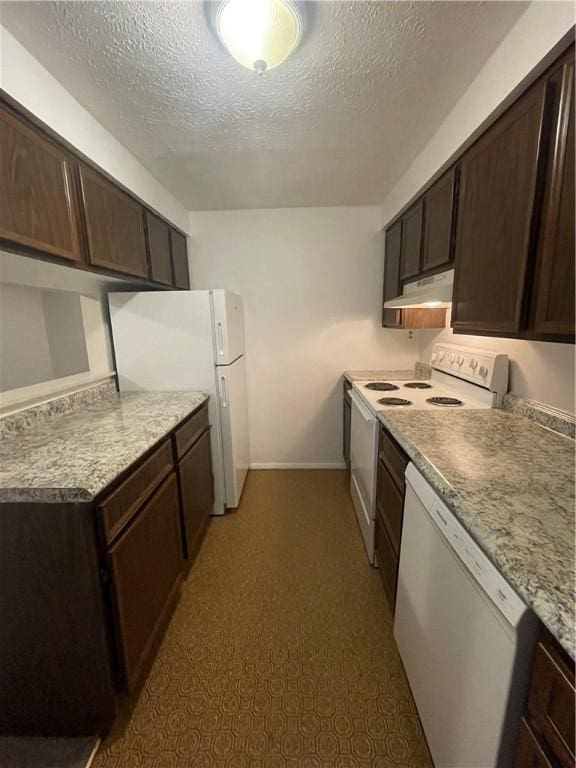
378 408 575 658
0 392 208 504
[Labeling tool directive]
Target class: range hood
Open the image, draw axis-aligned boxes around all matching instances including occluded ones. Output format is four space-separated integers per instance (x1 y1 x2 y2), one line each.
384 269 454 309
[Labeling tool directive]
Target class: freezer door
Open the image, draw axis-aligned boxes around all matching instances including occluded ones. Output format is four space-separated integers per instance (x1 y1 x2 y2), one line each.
211 290 245 365
217 355 250 507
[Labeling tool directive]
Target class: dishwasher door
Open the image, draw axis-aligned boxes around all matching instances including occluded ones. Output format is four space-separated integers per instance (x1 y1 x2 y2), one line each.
349 390 378 563
395 468 535 768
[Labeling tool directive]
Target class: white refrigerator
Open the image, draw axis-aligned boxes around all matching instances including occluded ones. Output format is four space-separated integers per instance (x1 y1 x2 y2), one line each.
108 289 250 515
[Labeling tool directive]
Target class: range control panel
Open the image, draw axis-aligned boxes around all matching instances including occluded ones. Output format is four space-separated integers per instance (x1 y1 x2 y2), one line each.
431 343 509 395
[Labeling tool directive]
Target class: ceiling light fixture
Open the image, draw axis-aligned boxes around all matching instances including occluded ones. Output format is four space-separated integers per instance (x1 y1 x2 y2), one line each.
212 0 304 74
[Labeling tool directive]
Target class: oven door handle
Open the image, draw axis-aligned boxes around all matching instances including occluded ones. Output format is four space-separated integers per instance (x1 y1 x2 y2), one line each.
349 389 374 422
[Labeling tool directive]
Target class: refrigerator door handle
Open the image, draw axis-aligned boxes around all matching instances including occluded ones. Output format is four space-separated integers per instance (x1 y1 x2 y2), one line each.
217 322 224 357
220 375 228 408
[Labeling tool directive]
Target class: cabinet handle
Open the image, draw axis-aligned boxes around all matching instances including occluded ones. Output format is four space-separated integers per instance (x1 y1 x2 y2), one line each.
217 322 224 356
220 376 228 408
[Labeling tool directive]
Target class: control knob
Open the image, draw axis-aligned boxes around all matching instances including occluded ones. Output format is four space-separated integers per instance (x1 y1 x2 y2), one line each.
469 359 478 370
438 351 445 361
457 356 464 367
449 353 455 363
479 365 488 377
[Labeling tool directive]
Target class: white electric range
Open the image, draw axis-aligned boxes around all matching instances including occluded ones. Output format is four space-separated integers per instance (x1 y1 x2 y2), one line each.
349 342 509 563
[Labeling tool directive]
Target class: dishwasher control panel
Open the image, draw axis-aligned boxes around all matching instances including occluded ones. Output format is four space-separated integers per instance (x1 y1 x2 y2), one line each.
406 463 527 627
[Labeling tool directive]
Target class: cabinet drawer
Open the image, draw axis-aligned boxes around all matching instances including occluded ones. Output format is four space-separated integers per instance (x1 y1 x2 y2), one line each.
375 509 398 613
528 640 575 767
174 404 209 460
99 440 173 544
378 427 409 491
514 719 553 768
376 459 404 555
178 429 214 565
108 473 183 691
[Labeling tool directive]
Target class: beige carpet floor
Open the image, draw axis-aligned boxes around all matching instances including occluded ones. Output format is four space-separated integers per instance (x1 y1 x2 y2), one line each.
94 470 432 768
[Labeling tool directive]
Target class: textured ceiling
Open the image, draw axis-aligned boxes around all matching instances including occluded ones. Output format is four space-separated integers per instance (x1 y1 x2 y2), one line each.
1 1 529 210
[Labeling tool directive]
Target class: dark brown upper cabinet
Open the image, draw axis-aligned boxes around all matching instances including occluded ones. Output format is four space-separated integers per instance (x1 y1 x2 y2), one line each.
451 77 549 336
400 201 423 281
0 104 82 263
422 168 457 273
78 164 149 279
382 221 402 328
531 50 575 340
170 229 191 290
145 211 173 286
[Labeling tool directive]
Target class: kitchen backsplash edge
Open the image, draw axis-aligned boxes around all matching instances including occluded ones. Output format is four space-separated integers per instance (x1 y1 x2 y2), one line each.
0 378 118 436
502 393 575 439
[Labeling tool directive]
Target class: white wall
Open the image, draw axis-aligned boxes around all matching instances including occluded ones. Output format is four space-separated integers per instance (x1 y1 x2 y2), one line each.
379 1 574 228
189 207 419 466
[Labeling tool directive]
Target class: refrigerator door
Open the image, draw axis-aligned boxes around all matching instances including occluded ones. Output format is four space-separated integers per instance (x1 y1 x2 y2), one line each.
217 355 250 507
211 290 245 365
109 291 214 391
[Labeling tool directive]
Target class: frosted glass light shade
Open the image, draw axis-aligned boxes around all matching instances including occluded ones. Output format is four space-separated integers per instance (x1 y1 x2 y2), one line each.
215 0 303 72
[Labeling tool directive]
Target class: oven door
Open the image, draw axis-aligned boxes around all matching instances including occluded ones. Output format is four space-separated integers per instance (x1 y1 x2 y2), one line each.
349 390 378 563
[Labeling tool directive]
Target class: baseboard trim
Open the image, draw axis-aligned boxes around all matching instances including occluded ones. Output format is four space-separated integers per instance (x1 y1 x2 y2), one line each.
250 462 347 470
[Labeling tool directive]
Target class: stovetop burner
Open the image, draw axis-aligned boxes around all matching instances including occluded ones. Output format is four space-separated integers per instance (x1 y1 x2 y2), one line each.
365 382 399 391
426 396 464 407
378 397 413 407
404 382 432 389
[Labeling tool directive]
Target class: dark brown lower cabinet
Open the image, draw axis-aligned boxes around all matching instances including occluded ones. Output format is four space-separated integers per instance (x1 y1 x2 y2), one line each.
108 473 183 692
514 631 575 768
375 425 408 613
0 501 116 736
0 400 214 737
178 428 214 565
515 720 553 768
375 510 398 611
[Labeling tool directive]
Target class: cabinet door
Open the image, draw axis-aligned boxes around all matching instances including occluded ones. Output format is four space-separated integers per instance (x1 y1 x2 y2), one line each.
532 52 575 339
451 79 548 335
0 105 81 262
527 640 575 768
514 720 553 768
146 212 173 286
422 168 456 272
382 221 402 328
376 459 404 555
170 229 190 290
375 510 398 613
108 473 182 691
79 164 149 278
400 200 423 280
178 429 214 564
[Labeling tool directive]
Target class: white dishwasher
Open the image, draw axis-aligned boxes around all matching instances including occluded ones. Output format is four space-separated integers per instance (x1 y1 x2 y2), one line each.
395 464 538 768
